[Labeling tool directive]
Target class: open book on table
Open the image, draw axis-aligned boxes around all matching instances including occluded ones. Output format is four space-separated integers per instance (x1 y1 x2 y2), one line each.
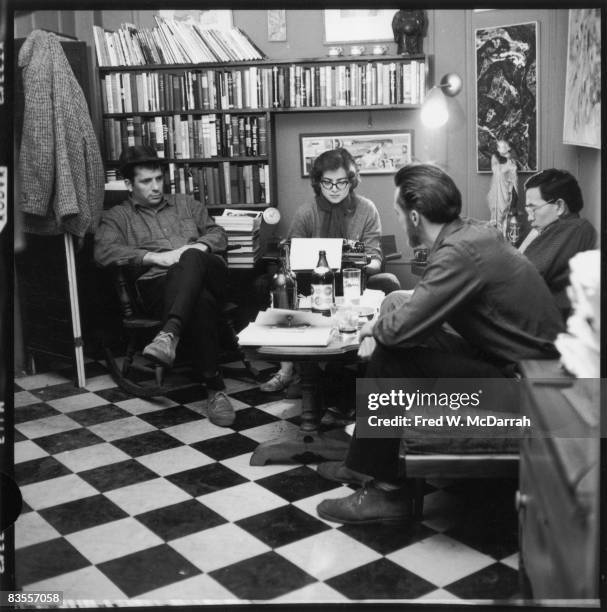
237 309 335 347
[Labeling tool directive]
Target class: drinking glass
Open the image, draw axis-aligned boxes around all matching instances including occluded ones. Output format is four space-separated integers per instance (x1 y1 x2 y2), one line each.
342 268 361 305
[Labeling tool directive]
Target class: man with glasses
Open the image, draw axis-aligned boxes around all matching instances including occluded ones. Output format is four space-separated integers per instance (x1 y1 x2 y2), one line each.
519 169 597 317
260 147 400 393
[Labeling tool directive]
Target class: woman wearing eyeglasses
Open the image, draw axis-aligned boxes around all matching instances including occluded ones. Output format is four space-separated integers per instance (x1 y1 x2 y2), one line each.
519 168 597 317
260 147 400 393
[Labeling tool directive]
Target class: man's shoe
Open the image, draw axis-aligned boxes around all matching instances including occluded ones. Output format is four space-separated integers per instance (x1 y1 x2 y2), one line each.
317 461 372 486
317 482 410 524
142 331 178 367
259 371 292 392
207 391 235 427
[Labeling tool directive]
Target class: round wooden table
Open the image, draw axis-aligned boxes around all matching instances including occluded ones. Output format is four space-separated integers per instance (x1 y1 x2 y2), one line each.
248 332 360 465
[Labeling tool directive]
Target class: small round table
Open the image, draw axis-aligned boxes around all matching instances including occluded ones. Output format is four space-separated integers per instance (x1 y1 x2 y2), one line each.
248 333 360 465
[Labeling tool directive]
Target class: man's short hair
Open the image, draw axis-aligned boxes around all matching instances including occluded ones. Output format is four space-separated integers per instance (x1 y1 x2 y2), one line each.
523 168 584 213
394 163 461 223
119 145 164 182
310 148 360 196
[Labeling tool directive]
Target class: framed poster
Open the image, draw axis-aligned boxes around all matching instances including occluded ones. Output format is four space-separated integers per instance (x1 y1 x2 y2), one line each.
563 9 601 149
300 131 413 177
475 22 538 173
323 9 394 44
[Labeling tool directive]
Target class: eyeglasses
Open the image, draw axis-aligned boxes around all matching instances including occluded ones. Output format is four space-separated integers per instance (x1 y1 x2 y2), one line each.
524 199 556 214
320 178 350 191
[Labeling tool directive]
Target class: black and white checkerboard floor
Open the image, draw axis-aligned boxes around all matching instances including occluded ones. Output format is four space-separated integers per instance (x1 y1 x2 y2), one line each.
13 356 521 604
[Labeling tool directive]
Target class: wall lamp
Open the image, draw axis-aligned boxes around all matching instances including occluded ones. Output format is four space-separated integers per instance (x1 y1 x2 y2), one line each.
421 73 463 128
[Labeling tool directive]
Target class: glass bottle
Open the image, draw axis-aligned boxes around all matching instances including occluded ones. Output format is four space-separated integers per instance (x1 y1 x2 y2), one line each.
506 207 521 247
311 250 334 316
270 243 297 310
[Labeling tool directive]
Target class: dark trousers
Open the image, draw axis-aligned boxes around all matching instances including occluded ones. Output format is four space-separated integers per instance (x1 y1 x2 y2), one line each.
346 341 509 483
137 249 228 376
345 291 510 482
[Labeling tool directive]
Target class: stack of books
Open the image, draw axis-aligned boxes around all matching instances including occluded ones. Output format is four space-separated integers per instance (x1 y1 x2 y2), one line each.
215 209 263 268
93 18 264 67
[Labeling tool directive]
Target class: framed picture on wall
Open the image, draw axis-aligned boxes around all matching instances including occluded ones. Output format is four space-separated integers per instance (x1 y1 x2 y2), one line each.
300 131 413 177
323 9 394 44
475 21 538 173
563 9 601 149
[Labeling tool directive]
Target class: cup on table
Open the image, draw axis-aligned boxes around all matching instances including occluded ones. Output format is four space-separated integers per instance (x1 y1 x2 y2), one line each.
334 304 359 334
342 268 361 305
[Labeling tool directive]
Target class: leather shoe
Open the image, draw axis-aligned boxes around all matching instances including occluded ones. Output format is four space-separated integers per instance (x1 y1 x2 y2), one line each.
317 461 371 486
142 331 178 367
317 482 410 524
207 391 235 427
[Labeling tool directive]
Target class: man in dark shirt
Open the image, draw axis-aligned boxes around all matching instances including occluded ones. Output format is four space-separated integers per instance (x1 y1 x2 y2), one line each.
316 163 565 524
95 145 235 426
519 168 597 317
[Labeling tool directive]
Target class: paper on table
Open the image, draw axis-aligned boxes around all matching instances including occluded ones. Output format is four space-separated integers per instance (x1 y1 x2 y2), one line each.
290 238 343 270
237 308 335 346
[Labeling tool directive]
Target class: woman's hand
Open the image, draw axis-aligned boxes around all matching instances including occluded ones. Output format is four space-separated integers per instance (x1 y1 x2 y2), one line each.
363 259 381 276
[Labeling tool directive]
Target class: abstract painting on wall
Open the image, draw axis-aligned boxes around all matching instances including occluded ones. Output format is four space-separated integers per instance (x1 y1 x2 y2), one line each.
563 9 601 149
475 22 538 173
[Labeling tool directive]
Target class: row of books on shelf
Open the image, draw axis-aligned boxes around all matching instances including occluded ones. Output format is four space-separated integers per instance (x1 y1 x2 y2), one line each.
101 60 426 114
103 113 268 161
93 18 264 67
160 162 270 207
216 209 263 268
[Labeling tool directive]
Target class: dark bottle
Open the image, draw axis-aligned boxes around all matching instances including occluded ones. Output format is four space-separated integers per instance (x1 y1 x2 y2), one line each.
270 243 297 309
506 207 521 247
506 186 521 247
311 250 334 316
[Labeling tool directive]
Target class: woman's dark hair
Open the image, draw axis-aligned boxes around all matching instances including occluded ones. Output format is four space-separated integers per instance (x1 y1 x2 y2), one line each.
523 168 584 213
394 163 461 223
310 148 360 195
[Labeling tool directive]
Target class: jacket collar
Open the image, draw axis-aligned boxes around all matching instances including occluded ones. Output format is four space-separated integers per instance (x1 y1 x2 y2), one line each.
427 217 464 257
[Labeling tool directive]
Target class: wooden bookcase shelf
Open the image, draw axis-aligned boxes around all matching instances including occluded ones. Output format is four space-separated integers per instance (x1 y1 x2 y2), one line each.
98 54 427 210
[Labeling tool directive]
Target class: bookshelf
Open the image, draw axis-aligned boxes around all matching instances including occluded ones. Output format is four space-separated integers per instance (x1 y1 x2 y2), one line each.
97 53 427 211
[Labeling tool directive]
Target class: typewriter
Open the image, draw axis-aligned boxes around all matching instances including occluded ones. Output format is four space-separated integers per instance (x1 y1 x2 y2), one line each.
341 239 370 267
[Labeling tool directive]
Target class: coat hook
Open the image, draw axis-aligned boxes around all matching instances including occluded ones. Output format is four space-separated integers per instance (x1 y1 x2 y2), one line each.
367 111 373 128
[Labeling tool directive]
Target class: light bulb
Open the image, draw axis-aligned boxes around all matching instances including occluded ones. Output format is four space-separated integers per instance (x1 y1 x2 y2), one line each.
421 86 448 128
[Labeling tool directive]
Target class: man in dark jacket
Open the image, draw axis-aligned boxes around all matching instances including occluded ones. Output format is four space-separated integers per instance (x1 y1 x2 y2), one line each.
519 168 597 317
95 146 235 426
316 163 565 524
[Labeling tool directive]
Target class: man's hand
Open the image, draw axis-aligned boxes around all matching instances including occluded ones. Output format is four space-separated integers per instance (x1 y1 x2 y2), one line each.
143 243 209 268
182 242 209 254
358 336 377 361
143 250 178 267
358 320 375 340
363 259 381 276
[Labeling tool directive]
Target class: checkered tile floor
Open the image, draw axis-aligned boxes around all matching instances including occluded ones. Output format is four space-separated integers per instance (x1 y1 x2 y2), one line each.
13 356 521 604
